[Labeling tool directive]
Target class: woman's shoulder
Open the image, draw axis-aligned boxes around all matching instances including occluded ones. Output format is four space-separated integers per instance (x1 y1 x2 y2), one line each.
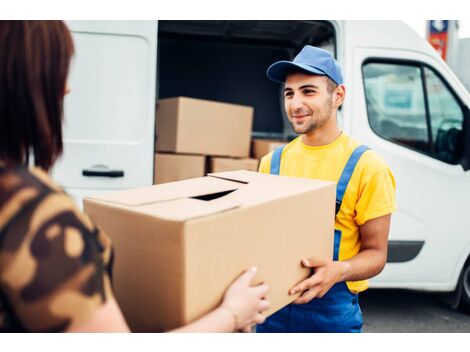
0 166 70 228
0 166 102 256
0 166 114 332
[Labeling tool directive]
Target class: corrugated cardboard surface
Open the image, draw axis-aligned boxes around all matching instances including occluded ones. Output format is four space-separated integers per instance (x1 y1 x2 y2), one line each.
156 97 253 157
182 186 335 324
83 200 184 332
252 138 288 160
155 98 179 152
209 157 259 173
95 175 243 210
84 171 335 332
154 153 206 184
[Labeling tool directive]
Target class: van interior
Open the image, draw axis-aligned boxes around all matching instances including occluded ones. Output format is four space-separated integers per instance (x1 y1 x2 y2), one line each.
156 20 336 140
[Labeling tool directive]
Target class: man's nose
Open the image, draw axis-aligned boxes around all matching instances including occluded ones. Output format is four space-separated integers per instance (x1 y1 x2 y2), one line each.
290 96 305 110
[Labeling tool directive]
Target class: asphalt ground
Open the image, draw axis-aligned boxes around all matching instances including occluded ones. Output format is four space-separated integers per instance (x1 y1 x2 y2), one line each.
360 289 470 332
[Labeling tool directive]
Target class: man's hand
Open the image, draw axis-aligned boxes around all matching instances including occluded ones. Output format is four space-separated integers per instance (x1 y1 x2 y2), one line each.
289 257 351 304
288 214 391 305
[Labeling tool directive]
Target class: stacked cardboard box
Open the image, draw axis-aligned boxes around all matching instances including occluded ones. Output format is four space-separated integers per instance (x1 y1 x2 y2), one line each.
154 153 259 184
251 138 289 161
154 97 256 183
209 157 259 173
154 153 206 184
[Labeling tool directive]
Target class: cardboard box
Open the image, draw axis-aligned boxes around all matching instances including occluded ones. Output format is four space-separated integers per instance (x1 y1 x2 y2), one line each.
154 153 206 184
209 157 259 173
83 171 335 332
156 97 253 158
252 138 288 160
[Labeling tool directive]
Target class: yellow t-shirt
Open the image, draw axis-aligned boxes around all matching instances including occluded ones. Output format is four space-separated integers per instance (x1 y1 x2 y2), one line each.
259 132 397 293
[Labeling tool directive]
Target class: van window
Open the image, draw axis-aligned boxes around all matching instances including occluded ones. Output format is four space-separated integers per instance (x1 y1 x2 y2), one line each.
424 67 464 163
363 61 464 164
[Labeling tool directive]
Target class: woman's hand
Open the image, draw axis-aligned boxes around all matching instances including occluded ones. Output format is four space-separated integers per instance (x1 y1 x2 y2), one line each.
221 267 270 332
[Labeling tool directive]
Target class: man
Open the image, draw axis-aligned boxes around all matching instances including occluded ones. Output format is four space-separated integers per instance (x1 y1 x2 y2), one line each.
256 45 397 333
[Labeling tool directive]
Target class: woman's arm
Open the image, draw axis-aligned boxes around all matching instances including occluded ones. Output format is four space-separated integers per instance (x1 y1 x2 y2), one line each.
66 296 130 332
66 267 270 333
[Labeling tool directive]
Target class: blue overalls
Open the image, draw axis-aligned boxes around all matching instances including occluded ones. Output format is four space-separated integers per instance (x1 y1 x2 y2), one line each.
256 144 370 333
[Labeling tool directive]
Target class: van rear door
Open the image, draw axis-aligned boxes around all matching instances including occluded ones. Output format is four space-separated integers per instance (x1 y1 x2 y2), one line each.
51 21 157 206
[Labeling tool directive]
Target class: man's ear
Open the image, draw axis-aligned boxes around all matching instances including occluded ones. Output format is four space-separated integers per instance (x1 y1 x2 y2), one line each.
334 84 346 108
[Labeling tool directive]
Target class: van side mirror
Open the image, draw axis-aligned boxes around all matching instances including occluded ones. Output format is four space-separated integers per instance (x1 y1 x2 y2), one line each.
461 106 470 171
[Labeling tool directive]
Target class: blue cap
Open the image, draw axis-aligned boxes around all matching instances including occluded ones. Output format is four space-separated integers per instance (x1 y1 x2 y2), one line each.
266 45 343 85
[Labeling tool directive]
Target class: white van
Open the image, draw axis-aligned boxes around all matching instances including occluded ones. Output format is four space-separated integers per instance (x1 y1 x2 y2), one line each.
54 20 470 313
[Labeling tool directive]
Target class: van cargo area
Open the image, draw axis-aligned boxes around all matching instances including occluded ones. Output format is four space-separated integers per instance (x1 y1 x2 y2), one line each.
156 20 336 139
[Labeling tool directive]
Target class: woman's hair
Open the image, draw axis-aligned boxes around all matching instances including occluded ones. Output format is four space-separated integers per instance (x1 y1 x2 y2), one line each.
0 21 74 171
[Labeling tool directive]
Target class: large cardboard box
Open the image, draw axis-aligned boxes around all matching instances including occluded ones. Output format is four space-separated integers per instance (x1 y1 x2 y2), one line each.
83 171 335 332
209 157 259 173
156 97 253 158
252 138 289 160
154 153 206 184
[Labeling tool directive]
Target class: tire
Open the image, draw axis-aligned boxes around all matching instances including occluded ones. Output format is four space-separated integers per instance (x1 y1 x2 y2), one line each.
457 259 470 314
443 258 470 314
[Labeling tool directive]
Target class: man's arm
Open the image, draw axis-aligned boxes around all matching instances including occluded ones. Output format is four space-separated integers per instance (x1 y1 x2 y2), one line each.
289 214 391 304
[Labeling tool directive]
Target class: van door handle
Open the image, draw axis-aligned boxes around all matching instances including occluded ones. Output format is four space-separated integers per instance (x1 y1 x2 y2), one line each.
82 165 125 178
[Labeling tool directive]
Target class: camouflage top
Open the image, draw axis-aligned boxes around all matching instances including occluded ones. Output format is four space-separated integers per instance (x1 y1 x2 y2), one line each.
0 164 114 332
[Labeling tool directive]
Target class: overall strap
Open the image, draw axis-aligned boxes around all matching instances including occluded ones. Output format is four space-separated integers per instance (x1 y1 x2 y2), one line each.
335 145 370 214
269 143 370 216
270 145 285 175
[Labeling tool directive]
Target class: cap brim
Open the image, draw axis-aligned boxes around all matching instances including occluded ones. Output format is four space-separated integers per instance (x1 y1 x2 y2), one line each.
266 61 326 83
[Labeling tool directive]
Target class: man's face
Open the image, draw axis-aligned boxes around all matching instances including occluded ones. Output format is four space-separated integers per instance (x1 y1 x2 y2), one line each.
284 72 337 135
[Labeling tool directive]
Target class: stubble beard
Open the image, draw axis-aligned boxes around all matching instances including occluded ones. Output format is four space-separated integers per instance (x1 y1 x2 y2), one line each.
289 97 333 135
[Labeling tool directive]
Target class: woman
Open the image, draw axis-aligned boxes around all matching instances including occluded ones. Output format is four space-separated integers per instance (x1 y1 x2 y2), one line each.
0 20 270 333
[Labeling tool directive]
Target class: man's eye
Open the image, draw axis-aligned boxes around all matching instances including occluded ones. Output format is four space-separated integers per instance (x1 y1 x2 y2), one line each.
285 92 293 98
303 89 315 94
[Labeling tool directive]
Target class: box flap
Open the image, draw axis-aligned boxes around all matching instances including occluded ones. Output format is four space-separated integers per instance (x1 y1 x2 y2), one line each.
85 171 335 221
86 176 243 206
208 170 270 184
209 170 334 189
209 171 336 207
136 197 241 222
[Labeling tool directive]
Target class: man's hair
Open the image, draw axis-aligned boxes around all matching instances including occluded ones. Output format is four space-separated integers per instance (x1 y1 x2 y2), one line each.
0 21 74 171
325 76 338 95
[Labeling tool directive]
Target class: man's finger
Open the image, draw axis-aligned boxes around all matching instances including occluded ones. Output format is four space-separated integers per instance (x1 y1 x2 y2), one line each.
289 280 307 296
317 286 332 299
301 256 327 268
293 287 320 304
289 275 322 295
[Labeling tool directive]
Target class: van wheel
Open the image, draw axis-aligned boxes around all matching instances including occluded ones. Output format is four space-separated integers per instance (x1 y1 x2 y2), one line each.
458 260 470 313
445 259 470 314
